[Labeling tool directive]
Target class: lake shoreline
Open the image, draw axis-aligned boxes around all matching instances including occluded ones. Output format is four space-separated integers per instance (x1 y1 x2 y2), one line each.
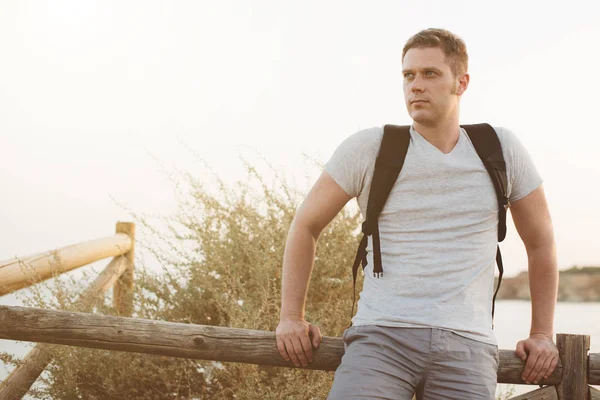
497 267 600 302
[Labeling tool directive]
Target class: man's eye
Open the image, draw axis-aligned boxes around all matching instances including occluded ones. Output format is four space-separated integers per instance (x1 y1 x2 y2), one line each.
425 71 435 76
404 73 414 79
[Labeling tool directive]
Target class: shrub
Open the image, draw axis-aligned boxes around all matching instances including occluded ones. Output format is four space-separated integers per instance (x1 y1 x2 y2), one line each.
5 157 362 399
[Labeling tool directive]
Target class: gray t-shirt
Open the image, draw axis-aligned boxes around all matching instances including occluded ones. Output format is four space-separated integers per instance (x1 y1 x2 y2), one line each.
325 125 542 345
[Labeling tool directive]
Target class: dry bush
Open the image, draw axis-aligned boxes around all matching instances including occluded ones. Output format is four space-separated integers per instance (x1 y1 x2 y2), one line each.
4 158 363 399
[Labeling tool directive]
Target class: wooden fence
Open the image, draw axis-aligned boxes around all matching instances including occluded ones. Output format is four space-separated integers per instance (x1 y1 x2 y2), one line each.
0 222 135 399
0 222 598 399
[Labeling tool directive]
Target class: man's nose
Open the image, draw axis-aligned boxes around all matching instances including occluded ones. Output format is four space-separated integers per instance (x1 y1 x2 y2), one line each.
411 76 424 93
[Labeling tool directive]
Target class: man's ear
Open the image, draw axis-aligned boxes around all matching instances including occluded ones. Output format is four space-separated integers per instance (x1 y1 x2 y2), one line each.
456 73 470 96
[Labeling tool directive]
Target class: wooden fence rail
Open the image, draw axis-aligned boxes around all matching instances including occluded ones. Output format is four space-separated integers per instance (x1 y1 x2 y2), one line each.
0 230 132 296
4 306 598 400
1 305 597 386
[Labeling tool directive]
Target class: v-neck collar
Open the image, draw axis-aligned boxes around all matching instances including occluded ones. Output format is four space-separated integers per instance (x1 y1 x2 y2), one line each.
410 126 464 156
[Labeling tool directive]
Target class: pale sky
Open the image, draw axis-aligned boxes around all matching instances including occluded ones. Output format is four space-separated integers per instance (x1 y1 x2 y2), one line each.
1 0 599 279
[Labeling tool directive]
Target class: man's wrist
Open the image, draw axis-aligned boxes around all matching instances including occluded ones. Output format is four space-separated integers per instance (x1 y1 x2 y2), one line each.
530 331 554 340
280 312 305 322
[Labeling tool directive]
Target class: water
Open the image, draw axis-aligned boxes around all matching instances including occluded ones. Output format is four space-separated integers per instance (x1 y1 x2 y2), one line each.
2 300 600 398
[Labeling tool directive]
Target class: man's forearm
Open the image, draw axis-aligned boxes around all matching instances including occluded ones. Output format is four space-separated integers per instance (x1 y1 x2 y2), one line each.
527 243 559 337
279 221 318 320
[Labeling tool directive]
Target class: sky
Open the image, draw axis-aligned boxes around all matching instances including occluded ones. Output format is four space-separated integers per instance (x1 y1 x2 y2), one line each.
1 0 599 281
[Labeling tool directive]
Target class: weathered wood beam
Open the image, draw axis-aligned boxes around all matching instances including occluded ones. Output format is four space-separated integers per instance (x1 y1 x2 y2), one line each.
0 257 128 400
78 256 129 309
508 385 557 400
0 345 52 400
0 234 132 296
0 305 571 385
113 222 135 316
556 333 590 400
589 385 600 400
0 304 343 371
590 354 600 386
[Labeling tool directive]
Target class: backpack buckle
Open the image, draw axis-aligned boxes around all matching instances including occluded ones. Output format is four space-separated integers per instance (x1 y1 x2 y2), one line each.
373 272 383 278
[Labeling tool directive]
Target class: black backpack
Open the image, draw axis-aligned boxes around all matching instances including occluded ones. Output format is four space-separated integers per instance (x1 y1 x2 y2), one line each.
351 123 509 328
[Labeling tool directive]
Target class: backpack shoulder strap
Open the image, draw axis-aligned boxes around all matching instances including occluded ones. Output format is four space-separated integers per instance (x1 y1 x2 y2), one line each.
462 123 509 326
364 124 411 276
350 124 410 318
462 123 509 241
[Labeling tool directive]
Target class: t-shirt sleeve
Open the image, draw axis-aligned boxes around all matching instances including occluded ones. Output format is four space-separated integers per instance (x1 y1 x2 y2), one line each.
324 127 383 198
495 126 543 203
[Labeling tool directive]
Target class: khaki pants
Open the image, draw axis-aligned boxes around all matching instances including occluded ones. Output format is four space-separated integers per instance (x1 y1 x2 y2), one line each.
328 325 499 400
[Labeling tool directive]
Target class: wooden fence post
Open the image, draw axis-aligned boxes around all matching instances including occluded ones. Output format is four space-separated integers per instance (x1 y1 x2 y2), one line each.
556 333 590 400
113 222 135 316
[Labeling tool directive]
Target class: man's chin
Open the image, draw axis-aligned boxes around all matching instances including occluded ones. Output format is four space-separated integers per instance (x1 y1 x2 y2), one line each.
409 112 435 126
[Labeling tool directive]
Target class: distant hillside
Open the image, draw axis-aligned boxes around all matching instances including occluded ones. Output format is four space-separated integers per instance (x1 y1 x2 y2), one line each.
496 266 600 302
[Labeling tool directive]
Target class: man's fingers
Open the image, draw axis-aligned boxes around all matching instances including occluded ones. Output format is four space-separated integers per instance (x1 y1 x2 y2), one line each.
516 336 559 383
309 324 322 348
527 351 549 383
276 338 290 361
275 321 322 367
522 351 540 383
533 354 555 384
285 339 302 367
290 338 309 367
545 356 559 378
515 341 527 361
299 335 314 364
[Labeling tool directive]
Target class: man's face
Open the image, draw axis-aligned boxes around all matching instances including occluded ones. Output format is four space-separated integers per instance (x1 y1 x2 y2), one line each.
402 47 468 126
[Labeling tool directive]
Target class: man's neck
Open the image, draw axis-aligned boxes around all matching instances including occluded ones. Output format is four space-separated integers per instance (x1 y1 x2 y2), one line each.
412 117 461 154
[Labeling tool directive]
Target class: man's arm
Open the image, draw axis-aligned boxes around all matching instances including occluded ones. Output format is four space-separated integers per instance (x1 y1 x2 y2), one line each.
510 184 559 384
275 171 352 367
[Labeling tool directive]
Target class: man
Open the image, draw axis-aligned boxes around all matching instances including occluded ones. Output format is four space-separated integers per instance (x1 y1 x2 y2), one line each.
275 28 559 399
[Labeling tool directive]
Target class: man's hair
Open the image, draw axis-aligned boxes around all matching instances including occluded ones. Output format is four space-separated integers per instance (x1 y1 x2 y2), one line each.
402 28 468 77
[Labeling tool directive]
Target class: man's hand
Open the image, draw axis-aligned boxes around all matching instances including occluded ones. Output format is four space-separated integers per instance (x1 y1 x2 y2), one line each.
515 333 559 384
276 317 322 367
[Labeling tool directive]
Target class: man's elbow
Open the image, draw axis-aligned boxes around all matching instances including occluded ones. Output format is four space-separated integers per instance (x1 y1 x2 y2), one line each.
290 216 321 243
524 234 556 254
524 237 558 274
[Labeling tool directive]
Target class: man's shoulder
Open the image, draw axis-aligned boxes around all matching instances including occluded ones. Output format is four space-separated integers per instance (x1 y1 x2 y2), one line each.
490 126 531 157
336 125 385 155
462 125 514 144
491 126 519 146
347 125 384 143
